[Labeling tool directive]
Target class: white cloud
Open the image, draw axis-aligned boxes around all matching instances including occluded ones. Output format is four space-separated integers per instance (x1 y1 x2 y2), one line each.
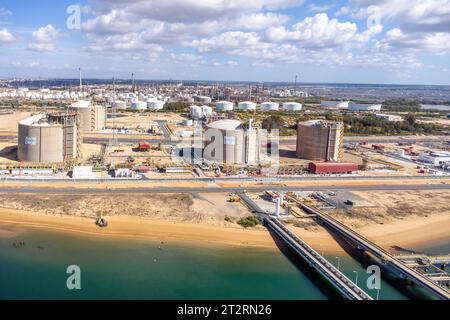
265 13 364 48
0 8 12 17
170 53 202 62
233 12 290 30
27 24 59 52
308 2 335 12
0 28 14 43
381 28 450 53
336 0 450 33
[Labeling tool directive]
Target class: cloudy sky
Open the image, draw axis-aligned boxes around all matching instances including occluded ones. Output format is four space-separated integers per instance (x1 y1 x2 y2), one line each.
0 0 449 84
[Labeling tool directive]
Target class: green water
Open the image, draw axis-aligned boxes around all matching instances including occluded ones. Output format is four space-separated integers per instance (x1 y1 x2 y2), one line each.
0 228 446 300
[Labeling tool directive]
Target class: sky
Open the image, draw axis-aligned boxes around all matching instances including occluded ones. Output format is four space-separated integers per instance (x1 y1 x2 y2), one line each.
0 0 449 84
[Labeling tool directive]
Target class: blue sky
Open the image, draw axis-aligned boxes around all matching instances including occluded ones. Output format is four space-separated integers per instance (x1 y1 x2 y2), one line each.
0 0 449 84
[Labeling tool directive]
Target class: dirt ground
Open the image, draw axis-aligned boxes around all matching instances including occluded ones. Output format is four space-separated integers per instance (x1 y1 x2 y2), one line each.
324 189 450 229
0 192 251 226
0 111 31 133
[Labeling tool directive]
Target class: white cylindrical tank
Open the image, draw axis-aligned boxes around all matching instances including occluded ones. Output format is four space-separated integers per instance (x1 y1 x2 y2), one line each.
321 101 349 109
195 96 212 104
238 101 256 111
147 100 165 111
216 101 234 111
114 100 127 110
348 103 382 112
283 102 303 111
69 100 106 132
261 102 279 112
190 105 203 119
201 105 213 117
131 101 147 110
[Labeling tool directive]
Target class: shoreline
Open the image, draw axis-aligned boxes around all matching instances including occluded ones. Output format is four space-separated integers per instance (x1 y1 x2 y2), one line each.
0 208 449 253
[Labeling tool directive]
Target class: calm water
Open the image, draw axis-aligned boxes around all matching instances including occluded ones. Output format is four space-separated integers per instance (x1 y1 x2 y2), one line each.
0 228 447 300
421 104 450 111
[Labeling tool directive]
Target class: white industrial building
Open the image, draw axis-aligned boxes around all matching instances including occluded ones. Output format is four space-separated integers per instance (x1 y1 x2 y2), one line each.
375 114 403 122
72 166 96 179
283 102 303 111
418 152 450 166
261 102 279 112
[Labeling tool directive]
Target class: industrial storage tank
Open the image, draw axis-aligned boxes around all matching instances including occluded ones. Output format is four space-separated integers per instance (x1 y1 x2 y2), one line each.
348 103 382 112
194 95 212 104
201 105 213 117
216 101 234 111
190 105 203 119
18 113 78 163
321 101 349 109
69 100 106 132
283 102 303 111
182 119 194 126
204 119 259 165
296 120 344 162
147 100 165 111
238 101 256 111
114 100 127 110
261 102 279 112
131 101 148 110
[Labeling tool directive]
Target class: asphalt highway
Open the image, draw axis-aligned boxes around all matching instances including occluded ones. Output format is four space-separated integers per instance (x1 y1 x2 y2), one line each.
0 183 449 195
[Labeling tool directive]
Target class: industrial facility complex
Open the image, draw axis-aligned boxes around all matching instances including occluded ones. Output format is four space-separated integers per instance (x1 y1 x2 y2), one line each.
0 78 449 303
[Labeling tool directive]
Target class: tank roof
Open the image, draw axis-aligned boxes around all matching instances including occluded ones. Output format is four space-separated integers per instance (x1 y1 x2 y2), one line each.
19 114 52 126
300 120 343 128
207 119 242 131
69 100 92 108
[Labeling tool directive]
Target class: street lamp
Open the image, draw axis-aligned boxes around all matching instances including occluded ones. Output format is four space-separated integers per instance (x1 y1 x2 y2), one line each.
353 271 358 286
335 257 341 270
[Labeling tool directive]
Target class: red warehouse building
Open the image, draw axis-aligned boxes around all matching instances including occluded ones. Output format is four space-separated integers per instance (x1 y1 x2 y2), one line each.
309 162 358 174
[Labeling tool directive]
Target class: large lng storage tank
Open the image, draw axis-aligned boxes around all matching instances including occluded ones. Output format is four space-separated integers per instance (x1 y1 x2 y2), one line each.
238 101 257 111
296 120 344 162
261 102 280 112
69 100 106 131
18 112 78 163
216 101 234 111
147 100 165 111
283 102 303 111
203 119 259 165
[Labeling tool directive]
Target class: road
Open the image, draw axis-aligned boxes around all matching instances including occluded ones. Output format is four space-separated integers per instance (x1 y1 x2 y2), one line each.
2 134 447 146
0 183 449 195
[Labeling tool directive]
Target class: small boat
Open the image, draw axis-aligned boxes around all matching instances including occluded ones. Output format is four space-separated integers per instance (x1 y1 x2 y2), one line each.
96 217 109 228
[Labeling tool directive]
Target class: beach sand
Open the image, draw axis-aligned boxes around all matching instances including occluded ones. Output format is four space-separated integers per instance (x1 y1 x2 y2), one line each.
0 208 448 253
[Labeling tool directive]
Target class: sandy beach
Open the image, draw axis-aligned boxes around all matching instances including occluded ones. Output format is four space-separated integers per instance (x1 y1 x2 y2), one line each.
0 208 448 253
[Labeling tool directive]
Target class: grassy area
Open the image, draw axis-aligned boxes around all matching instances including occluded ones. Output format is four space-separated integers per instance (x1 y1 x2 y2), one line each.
237 216 260 228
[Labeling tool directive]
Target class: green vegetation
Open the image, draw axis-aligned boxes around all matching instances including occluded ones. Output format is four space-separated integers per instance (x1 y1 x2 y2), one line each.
342 113 443 135
163 102 189 113
382 100 421 112
262 115 284 131
237 216 260 228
